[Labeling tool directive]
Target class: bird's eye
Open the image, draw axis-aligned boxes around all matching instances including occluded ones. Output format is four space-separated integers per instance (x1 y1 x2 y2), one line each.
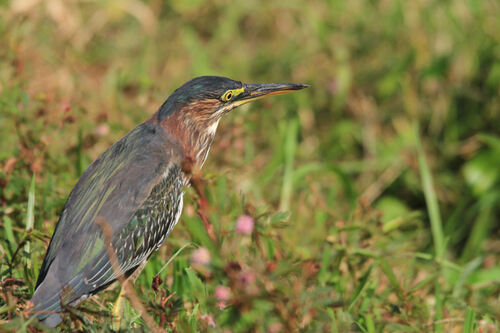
221 90 233 102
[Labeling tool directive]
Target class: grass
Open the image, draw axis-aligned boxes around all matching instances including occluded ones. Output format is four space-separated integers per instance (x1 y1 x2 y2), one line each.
1 0 500 331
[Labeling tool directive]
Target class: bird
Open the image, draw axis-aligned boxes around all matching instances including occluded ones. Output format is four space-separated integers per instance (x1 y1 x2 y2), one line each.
29 76 308 327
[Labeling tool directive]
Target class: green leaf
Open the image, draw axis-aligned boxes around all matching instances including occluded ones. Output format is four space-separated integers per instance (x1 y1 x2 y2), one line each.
270 211 290 224
463 150 500 195
184 216 214 249
375 196 409 223
466 267 500 286
172 259 189 298
185 267 206 299
348 265 373 311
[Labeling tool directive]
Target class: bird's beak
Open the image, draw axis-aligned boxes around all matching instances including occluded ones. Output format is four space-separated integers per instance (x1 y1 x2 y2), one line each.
233 82 309 107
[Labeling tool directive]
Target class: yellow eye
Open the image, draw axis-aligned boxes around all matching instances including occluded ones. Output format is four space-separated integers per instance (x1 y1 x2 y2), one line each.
221 90 234 102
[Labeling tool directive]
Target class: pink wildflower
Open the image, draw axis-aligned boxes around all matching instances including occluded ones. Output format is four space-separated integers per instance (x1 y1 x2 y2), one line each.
238 270 257 286
201 314 216 328
235 215 254 235
215 285 231 302
190 247 211 266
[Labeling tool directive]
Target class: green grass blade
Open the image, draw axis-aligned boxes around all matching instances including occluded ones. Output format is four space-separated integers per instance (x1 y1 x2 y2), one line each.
414 123 445 260
463 308 476 333
24 173 35 265
452 257 482 297
328 308 339 333
3 216 16 256
348 265 373 311
25 173 36 232
434 280 443 333
460 193 497 262
365 314 375 333
156 243 192 276
280 118 298 211
379 258 403 298
466 266 500 286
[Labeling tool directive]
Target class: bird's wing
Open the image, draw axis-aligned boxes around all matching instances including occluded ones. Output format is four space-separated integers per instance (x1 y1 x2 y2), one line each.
81 165 184 288
33 122 182 309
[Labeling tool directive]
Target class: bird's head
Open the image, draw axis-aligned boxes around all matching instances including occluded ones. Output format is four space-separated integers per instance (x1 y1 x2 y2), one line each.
156 76 308 165
158 76 307 124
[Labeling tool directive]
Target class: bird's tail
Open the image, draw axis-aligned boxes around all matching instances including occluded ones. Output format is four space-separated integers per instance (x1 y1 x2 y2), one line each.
30 285 64 328
30 273 89 328
36 312 63 328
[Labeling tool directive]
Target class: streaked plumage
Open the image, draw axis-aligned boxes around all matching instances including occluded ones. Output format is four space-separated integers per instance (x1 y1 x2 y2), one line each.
30 76 307 327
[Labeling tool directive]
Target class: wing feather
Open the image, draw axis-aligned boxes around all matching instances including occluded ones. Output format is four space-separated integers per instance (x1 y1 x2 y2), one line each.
32 121 182 316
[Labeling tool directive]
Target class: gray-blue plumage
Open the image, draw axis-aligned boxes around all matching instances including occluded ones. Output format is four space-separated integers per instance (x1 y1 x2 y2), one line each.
31 122 184 326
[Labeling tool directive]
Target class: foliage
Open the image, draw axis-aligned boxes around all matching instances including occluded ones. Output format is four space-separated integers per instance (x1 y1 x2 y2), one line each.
1 0 499 331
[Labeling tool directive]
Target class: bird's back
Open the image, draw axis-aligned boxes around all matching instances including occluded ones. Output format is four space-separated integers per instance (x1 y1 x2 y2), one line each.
31 121 184 326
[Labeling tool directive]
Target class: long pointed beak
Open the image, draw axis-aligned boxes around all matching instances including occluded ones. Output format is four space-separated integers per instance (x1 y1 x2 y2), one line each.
234 82 309 106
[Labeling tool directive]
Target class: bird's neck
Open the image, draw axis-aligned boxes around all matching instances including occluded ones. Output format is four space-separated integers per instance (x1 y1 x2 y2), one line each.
157 112 220 169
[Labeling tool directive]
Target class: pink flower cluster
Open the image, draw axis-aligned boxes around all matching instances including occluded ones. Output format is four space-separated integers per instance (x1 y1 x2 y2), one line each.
215 285 231 309
235 215 254 235
190 247 211 266
201 314 216 328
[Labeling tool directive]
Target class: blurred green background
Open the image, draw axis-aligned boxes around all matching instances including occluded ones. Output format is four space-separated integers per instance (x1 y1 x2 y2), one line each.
1 0 499 331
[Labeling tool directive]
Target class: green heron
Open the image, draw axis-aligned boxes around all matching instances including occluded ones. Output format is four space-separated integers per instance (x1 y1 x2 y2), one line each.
30 76 307 327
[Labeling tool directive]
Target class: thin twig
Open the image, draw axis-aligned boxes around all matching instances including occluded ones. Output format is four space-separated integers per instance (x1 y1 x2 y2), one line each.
96 217 165 332
425 317 464 327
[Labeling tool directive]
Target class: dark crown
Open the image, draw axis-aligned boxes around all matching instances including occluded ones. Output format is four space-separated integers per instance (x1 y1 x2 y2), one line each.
158 76 243 120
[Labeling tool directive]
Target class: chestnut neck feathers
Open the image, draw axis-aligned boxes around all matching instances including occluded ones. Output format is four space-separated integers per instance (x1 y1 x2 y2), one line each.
157 99 223 168
153 76 243 168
